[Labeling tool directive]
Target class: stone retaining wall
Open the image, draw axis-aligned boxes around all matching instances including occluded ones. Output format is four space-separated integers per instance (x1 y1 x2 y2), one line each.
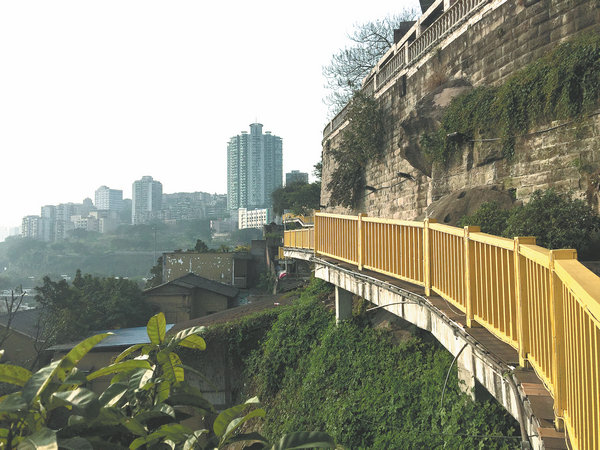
321 0 600 221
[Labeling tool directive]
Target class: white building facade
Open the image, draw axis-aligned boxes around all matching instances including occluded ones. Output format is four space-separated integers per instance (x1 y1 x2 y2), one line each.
238 208 272 230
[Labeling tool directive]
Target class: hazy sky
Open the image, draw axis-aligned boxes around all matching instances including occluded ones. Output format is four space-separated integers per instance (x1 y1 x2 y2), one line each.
0 0 419 230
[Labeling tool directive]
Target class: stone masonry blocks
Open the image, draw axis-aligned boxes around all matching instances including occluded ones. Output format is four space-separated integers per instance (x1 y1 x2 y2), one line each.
322 0 600 221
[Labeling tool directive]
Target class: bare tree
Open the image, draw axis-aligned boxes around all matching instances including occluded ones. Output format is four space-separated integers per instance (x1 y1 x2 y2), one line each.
323 11 418 117
0 289 26 348
29 307 59 370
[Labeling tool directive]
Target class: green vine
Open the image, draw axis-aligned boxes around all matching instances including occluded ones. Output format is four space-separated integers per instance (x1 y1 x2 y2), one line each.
421 32 600 162
327 91 385 208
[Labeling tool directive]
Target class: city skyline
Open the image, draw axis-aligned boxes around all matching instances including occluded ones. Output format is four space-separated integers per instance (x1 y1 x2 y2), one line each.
0 0 421 229
15 180 230 242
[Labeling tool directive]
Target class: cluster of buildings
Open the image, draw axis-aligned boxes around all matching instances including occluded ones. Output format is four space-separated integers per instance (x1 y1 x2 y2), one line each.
20 122 308 239
22 193 120 241
131 176 228 225
227 123 308 230
21 179 228 241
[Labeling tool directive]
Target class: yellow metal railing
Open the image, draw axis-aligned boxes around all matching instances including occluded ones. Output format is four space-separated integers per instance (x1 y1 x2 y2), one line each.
283 227 314 250
363 217 424 285
470 231 518 347
554 259 600 449
282 212 600 448
315 213 359 265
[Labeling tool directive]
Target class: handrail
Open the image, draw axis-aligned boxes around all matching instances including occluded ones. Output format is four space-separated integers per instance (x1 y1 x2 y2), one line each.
283 212 600 449
282 213 315 226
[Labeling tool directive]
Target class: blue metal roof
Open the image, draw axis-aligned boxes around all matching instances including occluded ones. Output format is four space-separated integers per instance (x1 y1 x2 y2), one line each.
48 324 174 352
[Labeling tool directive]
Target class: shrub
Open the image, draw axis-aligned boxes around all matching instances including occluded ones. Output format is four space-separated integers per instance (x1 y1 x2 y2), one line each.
504 189 600 255
458 189 600 258
0 313 336 449
458 201 511 236
261 319 519 448
249 280 333 398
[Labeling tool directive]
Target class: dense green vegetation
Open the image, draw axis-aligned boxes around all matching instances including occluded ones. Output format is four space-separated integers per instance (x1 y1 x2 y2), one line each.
0 221 210 287
198 279 520 449
459 189 600 259
0 220 263 289
421 32 600 162
271 182 321 216
34 271 155 350
327 91 385 208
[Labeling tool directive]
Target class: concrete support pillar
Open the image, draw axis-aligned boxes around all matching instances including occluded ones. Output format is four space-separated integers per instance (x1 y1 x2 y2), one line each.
457 348 477 401
335 286 353 324
457 360 476 401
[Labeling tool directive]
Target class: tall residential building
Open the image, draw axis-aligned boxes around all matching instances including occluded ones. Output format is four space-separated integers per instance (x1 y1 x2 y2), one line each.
55 203 77 240
227 123 282 211
21 216 41 239
132 176 163 225
285 170 309 185
40 205 56 242
95 186 123 211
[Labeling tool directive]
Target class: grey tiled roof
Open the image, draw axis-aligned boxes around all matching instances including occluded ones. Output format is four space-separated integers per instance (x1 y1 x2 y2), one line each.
0 308 42 339
145 273 239 298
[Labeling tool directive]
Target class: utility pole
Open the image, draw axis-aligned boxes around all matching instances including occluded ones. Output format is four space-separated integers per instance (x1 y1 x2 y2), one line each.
153 226 157 263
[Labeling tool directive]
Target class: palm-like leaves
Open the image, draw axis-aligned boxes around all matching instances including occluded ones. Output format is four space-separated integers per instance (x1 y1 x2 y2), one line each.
0 312 336 449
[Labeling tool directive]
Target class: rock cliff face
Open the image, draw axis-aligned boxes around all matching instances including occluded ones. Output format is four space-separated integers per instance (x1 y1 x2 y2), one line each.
321 0 600 223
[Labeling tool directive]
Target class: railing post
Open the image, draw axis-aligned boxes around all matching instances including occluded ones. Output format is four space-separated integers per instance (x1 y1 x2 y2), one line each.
423 218 437 296
514 236 536 367
358 214 366 270
464 225 481 327
314 214 320 257
549 248 577 431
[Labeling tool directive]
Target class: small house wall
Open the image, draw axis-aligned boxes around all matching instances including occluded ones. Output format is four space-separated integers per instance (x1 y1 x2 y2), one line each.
191 290 228 318
145 294 191 323
163 253 234 284
0 328 38 369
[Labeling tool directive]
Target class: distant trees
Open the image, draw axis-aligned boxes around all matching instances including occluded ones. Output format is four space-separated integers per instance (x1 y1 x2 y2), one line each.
323 11 417 115
35 270 156 347
145 256 163 289
194 239 210 252
272 182 321 216
0 220 213 285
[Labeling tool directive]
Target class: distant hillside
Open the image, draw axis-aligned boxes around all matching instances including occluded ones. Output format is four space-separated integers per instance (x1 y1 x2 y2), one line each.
0 221 261 289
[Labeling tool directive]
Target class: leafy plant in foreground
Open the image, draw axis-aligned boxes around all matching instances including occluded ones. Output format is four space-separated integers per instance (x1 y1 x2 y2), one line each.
0 312 335 449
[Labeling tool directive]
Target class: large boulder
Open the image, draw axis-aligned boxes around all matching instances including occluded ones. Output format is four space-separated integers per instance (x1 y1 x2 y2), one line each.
420 186 516 226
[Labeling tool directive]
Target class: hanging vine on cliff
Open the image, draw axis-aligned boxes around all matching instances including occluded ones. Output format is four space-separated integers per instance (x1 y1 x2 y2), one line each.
420 32 600 162
327 92 385 208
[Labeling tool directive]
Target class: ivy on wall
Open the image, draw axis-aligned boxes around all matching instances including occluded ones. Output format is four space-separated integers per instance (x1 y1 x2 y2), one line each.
327 92 385 208
421 32 600 162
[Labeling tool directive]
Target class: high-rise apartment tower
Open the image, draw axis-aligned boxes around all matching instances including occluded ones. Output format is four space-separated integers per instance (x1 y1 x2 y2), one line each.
227 123 282 210
132 176 163 225
95 186 123 211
